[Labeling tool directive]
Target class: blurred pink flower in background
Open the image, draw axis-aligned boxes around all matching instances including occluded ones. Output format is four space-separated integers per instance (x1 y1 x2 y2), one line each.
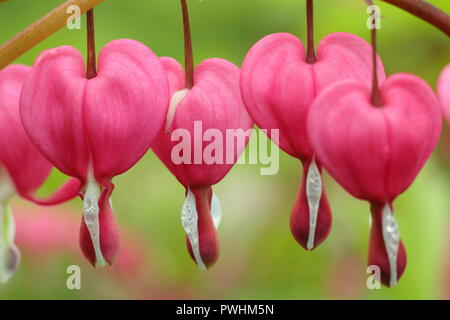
11 203 197 299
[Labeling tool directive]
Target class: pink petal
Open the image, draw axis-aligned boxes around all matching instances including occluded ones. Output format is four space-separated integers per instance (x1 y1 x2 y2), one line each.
240 32 384 159
382 74 442 197
0 65 50 192
160 57 185 93
20 47 90 181
153 58 253 187
23 178 81 205
85 40 169 185
185 186 219 268
314 32 386 92
438 63 450 123
0 64 79 203
308 74 441 202
290 158 332 250
240 33 313 157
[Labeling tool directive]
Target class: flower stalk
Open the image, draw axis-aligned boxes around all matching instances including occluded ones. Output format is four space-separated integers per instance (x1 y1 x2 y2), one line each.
305 0 317 64
180 0 195 89
0 0 106 70
86 9 97 79
0 0 448 71
367 0 384 107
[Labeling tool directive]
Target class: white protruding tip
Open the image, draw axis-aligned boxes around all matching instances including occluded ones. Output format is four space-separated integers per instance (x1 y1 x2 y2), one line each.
0 201 20 284
181 187 207 270
181 188 222 271
83 176 108 269
306 158 322 250
381 203 400 288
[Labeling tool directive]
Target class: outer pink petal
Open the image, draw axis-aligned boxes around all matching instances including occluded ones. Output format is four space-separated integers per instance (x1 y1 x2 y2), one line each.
309 74 441 202
20 47 89 181
308 80 390 201
315 32 386 92
0 65 51 194
240 33 314 158
153 58 253 187
84 39 169 185
438 63 450 123
151 58 186 182
160 57 185 93
241 32 384 160
23 178 81 205
0 65 79 204
382 74 441 197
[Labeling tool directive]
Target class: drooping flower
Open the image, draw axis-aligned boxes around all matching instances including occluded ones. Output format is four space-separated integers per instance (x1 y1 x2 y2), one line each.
151 0 253 269
0 64 80 283
240 32 385 250
308 74 442 286
152 57 253 269
438 63 450 122
20 40 169 268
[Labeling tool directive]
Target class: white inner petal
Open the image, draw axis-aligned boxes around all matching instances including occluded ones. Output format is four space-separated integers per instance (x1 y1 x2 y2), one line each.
0 201 19 284
165 88 190 134
0 168 15 203
83 175 108 268
181 188 206 270
382 203 400 287
306 158 322 250
181 188 222 270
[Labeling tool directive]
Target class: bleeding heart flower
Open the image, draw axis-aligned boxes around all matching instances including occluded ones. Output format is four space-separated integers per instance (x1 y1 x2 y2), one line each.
20 39 170 268
152 57 253 269
438 63 450 122
0 64 79 283
240 32 385 250
308 74 442 286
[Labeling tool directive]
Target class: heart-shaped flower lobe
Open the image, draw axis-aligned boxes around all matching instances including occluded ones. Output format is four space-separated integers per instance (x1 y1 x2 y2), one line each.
21 40 170 268
152 57 253 268
241 32 386 250
308 74 442 286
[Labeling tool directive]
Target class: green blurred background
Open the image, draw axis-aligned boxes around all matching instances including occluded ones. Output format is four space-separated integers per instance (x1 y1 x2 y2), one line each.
0 0 449 299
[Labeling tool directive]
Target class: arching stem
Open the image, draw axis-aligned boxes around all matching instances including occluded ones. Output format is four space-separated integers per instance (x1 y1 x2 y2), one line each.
0 0 106 70
382 0 450 37
305 0 317 64
180 0 194 89
86 9 97 79
0 0 448 71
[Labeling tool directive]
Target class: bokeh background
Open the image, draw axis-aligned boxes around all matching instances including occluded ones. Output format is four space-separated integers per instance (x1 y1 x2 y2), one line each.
0 0 449 299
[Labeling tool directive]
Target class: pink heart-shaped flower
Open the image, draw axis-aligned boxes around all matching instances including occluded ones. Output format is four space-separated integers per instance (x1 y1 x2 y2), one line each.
240 32 385 250
0 64 80 283
20 39 170 267
308 73 442 286
152 57 253 268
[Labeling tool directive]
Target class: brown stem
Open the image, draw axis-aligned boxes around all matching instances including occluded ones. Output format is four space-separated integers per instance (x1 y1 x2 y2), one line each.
370 18 384 106
305 0 317 64
366 0 383 106
180 0 194 89
0 0 448 72
86 9 97 79
382 0 450 37
0 0 106 70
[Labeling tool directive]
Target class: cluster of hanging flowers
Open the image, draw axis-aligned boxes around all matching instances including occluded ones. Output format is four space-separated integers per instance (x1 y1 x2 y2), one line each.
0 0 449 287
